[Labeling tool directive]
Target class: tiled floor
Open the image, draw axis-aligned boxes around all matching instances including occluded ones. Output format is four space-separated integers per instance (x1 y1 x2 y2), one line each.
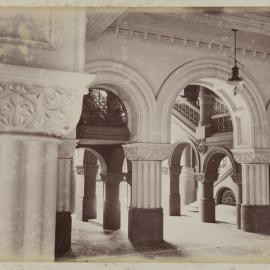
58 205 270 263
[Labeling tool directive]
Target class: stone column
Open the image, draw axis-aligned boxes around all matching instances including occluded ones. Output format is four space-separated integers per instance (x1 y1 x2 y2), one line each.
196 87 215 139
102 172 122 231
55 140 76 257
83 152 99 221
231 173 242 230
0 64 94 261
75 158 99 222
123 143 171 244
195 173 215 223
233 149 270 234
169 165 181 216
180 146 196 206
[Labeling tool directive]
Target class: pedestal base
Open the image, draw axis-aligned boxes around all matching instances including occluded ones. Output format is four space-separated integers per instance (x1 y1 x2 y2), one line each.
55 211 72 257
128 208 163 244
200 198 215 223
169 194 181 216
241 205 270 234
103 201 121 230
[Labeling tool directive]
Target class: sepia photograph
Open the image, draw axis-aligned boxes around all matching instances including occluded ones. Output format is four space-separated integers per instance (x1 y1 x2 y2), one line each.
0 0 270 269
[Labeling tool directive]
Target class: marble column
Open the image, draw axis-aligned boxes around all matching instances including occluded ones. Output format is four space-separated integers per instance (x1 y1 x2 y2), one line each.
0 64 94 261
102 172 122 230
55 140 76 257
195 173 215 223
196 87 215 139
123 143 171 244
233 149 270 234
180 146 196 206
231 173 242 230
169 165 181 216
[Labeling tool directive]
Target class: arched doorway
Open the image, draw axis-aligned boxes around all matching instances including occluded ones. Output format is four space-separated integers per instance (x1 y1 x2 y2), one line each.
168 139 200 216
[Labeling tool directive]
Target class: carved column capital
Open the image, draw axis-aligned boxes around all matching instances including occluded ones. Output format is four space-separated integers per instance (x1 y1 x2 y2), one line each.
232 148 270 164
123 143 172 161
195 139 207 154
58 140 77 159
195 173 212 184
0 64 95 137
231 173 242 185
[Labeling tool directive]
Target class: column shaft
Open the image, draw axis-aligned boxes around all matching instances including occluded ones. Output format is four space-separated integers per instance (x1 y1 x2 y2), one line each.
0 134 59 261
169 166 181 216
241 164 270 234
103 173 121 230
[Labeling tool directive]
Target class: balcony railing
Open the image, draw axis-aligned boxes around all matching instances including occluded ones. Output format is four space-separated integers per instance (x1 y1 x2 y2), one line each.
174 96 200 125
174 95 233 133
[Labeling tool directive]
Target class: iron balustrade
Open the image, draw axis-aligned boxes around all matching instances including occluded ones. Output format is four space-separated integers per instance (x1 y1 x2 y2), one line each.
174 95 233 133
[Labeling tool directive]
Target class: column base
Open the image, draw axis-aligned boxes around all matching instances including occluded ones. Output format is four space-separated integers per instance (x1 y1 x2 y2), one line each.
103 201 121 230
83 197 97 221
55 211 72 257
128 208 163 244
200 198 215 223
241 205 270 234
169 194 181 216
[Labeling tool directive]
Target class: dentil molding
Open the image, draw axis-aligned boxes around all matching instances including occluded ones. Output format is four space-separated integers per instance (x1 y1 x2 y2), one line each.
0 64 95 137
123 143 172 161
232 148 270 164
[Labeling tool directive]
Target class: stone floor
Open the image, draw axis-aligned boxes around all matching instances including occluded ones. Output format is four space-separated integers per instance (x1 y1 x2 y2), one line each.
58 205 270 263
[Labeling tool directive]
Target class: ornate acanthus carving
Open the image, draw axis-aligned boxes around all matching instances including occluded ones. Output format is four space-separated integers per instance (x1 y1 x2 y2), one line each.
123 143 172 161
231 173 242 185
0 81 87 137
58 140 77 159
170 166 182 176
195 173 212 184
195 173 205 183
76 165 84 175
232 148 270 164
0 65 95 137
195 139 207 154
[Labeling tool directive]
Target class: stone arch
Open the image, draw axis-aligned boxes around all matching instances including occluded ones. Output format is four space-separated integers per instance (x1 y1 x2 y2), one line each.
157 58 268 149
203 146 238 178
86 61 157 143
169 137 200 172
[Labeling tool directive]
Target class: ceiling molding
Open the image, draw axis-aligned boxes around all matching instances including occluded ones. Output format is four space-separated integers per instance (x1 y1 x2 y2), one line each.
104 25 270 62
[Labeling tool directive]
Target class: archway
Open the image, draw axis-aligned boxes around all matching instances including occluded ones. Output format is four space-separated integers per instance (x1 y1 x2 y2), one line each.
157 58 269 149
168 138 200 216
201 146 241 227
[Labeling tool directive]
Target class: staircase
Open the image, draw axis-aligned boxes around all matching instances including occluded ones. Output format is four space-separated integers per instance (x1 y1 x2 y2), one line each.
173 95 233 134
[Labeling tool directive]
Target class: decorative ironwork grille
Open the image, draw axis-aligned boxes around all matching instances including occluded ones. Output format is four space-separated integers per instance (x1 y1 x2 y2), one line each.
221 189 236 206
78 88 128 127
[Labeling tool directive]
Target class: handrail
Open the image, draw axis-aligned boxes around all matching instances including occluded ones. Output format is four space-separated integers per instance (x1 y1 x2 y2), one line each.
174 95 233 133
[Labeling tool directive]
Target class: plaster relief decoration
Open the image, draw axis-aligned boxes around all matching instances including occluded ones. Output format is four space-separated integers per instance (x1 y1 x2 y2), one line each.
58 140 77 159
123 143 172 161
0 7 55 49
195 138 207 154
231 173 242 185
232 148 270 164
0 64 95 137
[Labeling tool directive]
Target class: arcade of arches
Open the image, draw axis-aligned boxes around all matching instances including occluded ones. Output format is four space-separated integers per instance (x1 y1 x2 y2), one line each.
0 6 270 262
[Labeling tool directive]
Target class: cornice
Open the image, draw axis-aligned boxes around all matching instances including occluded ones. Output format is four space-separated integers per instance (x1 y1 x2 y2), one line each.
104 25 270 62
